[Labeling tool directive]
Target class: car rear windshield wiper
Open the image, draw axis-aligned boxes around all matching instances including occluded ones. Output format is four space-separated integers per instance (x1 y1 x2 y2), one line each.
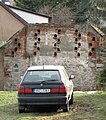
40 79 59 83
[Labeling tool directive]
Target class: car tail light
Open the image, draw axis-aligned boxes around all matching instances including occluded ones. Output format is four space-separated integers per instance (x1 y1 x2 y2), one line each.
59 84 66 93
18 85 32 94
51 84 66 93
52 88 59 93
25 89 32 93
18 85 24 93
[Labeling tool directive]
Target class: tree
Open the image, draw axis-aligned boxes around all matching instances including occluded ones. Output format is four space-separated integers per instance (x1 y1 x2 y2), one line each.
51 4 72 25
97 65 106 90
88 0 106 34
15 0 73 24
15 0 45 12
15 0 106 25
37 4 72 25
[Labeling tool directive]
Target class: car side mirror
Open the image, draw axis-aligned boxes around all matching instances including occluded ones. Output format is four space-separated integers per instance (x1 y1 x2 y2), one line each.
69 75 75 80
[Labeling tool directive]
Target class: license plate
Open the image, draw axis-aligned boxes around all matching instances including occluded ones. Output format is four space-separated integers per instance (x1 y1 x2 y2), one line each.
33 89 50 93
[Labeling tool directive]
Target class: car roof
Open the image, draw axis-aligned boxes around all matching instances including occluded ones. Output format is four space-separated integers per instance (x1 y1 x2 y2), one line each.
27 65 64 70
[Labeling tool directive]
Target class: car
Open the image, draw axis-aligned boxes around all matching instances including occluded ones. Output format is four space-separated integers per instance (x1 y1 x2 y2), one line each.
18 65 74 113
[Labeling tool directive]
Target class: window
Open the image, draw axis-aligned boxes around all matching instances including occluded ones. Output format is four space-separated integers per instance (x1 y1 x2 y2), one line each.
23 70 61 82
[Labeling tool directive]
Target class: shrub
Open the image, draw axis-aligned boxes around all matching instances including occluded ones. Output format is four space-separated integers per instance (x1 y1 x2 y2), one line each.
97 67 106 90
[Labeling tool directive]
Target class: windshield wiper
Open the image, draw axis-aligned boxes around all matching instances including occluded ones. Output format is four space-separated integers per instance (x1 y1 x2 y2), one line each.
40 79 59 83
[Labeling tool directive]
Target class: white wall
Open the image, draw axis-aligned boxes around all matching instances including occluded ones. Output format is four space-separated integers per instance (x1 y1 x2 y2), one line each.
10 8 49 24
0 5 25 42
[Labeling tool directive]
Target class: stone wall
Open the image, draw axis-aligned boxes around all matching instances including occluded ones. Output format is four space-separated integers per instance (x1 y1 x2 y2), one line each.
4 57 29 90
0 48 4 90
3 27 28 90
5 27 26 58
26 24 96 90
88 25 106 71
3 24 103 90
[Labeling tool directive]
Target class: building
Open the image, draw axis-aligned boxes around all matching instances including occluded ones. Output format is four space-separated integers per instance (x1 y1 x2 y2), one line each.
0 1 105 91
0 1 51 44
7 5 52 24
0 1 28 43
1 23 97 91
0 1 51 90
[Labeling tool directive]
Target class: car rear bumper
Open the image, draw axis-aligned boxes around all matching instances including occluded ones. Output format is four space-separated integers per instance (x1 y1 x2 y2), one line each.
18 96 67 106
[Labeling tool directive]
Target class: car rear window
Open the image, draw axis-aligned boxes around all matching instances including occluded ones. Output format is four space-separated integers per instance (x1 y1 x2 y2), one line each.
23 70 61 83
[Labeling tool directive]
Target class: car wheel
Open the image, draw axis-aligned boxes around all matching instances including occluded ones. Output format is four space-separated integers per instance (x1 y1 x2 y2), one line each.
18 105 25 113
69 92 73 105
63 101 69 112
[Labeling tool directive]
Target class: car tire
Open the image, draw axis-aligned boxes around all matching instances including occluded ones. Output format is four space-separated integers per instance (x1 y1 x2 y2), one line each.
63 101 69 112
18 105 25 113
69 92 73 105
